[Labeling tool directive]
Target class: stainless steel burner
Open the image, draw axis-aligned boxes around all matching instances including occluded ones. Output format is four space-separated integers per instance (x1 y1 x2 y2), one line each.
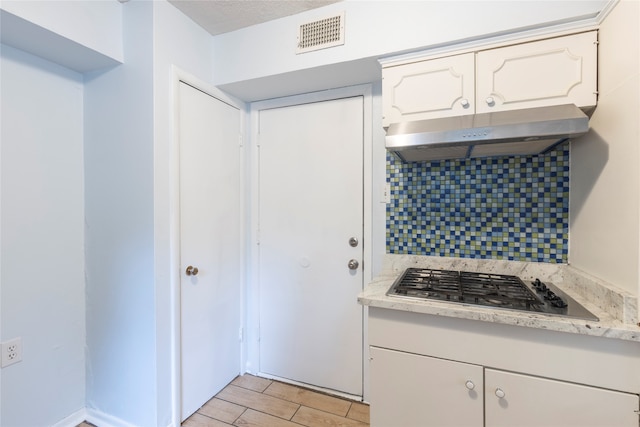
387 268 598 321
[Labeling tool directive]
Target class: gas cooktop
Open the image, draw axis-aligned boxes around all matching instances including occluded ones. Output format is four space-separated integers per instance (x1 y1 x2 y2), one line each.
386 268 598 321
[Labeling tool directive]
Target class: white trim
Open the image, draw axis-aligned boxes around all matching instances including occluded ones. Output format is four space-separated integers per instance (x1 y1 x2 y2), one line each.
378 22 600 68
85 408 156 427
247 84 374 399
596 0 620 25
50 408 87 427
169 65 247 427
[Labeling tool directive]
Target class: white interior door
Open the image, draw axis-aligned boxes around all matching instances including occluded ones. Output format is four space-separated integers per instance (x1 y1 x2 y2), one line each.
179 82 242 420
258 96 364 397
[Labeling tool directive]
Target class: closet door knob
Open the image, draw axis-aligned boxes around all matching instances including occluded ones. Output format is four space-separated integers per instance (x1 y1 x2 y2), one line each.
186 266 199 276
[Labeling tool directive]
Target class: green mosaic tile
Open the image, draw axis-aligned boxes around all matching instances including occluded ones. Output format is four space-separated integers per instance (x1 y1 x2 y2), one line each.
386 143 570 263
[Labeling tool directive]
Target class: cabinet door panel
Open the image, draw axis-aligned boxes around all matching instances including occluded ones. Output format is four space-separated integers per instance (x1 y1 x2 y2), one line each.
485 369 639 427
370 346 483 427
476 31 597 113
382 53 474 126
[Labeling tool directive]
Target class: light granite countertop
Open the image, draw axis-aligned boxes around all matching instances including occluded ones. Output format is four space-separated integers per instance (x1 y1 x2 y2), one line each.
358 255 640 342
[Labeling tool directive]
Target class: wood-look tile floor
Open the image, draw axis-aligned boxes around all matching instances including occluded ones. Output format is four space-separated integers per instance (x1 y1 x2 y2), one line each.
182 374 370 427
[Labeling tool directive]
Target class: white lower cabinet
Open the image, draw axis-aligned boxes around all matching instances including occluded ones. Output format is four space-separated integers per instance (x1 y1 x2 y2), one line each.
485 369 639 427
370 346 639 427
370 347 483 427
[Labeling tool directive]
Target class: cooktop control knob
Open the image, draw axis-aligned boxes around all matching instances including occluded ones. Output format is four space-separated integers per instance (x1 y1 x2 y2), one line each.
532 279 547 292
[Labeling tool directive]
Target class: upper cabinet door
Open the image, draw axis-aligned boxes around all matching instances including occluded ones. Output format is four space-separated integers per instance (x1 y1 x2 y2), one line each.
476 31 598 113
382 53 475 127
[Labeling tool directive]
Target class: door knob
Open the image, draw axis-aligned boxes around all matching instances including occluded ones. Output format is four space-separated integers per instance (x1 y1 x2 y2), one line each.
185 265 199 276
348 259 359 270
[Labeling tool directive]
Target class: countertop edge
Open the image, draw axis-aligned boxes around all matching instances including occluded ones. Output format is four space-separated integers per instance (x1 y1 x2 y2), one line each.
359 275 640 343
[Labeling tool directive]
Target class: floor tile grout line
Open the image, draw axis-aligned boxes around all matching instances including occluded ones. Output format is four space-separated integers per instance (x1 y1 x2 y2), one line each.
205 375 369 426
253 376 360 417
214 394 360 427
192 409 230 425
233 407 250 426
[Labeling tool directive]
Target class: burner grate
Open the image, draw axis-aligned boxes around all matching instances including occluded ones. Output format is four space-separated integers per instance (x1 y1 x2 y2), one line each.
389 268 543 310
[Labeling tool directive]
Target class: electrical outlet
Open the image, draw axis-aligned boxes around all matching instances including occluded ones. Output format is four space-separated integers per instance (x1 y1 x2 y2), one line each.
1 338 22 368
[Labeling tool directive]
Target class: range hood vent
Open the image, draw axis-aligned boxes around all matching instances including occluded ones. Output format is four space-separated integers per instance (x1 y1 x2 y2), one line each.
385 104 589 162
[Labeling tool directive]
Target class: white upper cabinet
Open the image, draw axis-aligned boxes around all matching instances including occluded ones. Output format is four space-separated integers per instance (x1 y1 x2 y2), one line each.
382 30 598 127
382 53 475 126
476 31 598 113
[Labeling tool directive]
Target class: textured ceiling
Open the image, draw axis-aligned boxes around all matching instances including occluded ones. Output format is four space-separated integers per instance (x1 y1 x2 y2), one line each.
168 0 342 36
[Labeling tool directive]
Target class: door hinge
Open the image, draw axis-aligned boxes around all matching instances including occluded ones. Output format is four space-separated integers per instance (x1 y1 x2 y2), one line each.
239 327 244 342
239 134 243 147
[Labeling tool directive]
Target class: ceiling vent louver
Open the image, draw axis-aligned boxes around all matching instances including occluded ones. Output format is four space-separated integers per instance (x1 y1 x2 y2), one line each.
296 12 345 54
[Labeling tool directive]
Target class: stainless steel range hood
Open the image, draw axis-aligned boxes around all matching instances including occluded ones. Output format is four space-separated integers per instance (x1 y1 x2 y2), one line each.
385 104 590 162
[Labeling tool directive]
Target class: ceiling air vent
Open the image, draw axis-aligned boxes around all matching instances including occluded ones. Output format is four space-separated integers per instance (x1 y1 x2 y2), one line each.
296 12 345 54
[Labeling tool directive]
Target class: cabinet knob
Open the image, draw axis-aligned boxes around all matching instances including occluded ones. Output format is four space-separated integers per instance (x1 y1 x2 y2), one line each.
495 388 506 398
465 380 475 390
348 259 359 270
460 98 470 108
485 97 495 106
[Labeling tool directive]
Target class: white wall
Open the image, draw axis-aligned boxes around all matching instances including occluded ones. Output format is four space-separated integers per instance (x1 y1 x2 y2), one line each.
570 0 640 296
1 44 85 427
83 1 157 425
212 0 608 101
0 0 123 70
2 0 220 425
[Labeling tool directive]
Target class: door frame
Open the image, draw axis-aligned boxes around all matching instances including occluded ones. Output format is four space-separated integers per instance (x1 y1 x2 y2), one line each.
246 84 373 399
170 67 247 426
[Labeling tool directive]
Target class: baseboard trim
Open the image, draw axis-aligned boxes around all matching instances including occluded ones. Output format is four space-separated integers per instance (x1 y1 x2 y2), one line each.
85 408 140 427
50 407 175 427
51 408 87 427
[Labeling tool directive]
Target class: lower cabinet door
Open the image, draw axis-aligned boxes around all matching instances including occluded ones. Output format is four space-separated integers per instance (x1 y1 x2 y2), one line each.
485 368 639 427
369 346 483 427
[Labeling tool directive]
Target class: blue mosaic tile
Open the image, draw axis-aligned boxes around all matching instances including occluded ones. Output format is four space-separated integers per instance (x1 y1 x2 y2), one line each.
386 143 570 263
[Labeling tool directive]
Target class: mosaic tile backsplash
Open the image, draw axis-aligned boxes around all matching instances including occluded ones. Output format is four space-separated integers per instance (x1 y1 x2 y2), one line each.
386 143 569 263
